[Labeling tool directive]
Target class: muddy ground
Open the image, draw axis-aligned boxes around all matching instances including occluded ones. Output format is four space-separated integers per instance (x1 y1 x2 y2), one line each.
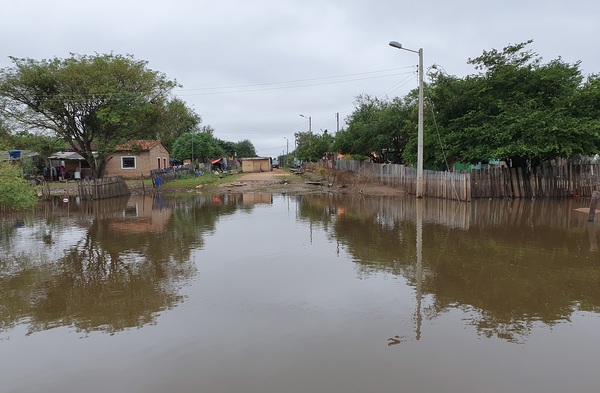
46 168 407 197
210 168 407 196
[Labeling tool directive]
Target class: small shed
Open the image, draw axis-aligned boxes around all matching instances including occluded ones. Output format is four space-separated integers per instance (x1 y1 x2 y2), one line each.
48 151 91 180
240 157 271 173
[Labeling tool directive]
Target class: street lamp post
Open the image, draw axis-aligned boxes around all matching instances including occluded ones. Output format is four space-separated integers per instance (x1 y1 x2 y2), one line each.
299 114 312 133
283 137 289 167
389 40 424 198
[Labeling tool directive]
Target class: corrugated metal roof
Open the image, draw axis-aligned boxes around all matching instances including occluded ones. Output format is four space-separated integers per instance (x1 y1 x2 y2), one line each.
48 151 87 160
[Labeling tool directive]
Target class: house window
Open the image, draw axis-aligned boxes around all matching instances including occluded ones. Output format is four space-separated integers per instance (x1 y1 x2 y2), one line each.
163 157 167 168
157 157 161 169
121 156 136 169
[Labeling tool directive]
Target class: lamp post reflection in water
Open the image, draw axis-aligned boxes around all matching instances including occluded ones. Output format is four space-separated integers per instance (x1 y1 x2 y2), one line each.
388 198 424 346
415 198 423 340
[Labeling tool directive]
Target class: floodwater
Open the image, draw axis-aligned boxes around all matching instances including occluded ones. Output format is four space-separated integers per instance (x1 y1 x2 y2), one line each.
2 192 600 393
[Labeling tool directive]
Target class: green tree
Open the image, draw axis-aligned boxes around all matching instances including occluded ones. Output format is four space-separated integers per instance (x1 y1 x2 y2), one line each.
0 53 183 177
215 139 236 157
172 131 224 162
428 40 600 167
336 95 415 163
233 139 257 158
0 162 38 210
11 131 67 160
148 98 201 152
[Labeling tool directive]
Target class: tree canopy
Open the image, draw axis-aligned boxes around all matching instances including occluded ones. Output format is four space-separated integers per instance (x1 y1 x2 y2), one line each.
339 41 600 169
0 53 200 177
294 130 334 162
171 131 224 163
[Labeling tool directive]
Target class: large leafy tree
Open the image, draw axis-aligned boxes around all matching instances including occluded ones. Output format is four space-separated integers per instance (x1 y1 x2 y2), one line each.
147 98 201 152
336 94 415 163
171 131 224 163
294 130 335 162
0 53 189 177
234 139 257 158
428 40 600 167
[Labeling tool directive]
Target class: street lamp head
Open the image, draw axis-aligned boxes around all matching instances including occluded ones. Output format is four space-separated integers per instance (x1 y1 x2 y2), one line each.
389 41 402 49
299 114 306 118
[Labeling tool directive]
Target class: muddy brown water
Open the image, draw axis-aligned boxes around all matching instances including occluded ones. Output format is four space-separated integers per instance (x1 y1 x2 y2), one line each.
2 193 600 393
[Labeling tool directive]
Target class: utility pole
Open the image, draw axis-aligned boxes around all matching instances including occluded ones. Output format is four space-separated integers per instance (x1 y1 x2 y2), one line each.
389 41 424 198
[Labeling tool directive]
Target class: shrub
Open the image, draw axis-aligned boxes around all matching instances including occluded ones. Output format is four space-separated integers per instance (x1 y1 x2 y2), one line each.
0 162 39 210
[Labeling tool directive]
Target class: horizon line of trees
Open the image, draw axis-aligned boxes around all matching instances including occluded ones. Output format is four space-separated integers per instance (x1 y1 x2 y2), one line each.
283 40 600 169
0 53 256 178
3 39 600 178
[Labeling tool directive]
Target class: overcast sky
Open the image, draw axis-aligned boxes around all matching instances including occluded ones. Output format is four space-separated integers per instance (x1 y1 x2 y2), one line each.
2 0 599 157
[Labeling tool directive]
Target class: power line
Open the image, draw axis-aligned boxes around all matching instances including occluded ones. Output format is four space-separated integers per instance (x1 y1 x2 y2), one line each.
175 69 416 96
176 67 415 92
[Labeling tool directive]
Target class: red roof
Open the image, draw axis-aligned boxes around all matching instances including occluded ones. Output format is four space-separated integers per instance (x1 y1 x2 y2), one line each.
115 140 162 152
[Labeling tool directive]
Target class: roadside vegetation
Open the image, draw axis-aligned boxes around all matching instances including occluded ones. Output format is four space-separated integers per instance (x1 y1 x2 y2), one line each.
0 162 38 210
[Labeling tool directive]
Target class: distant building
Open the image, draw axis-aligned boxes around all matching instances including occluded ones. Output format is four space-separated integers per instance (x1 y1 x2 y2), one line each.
240 157 272 173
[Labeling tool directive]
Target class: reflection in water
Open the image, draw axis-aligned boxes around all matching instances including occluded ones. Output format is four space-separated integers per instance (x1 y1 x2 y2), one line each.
296 194 600 344
2 193 600 393
0 192 278 337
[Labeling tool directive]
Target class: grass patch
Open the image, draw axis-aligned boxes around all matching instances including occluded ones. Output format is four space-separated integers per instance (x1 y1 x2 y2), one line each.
160 172 244 189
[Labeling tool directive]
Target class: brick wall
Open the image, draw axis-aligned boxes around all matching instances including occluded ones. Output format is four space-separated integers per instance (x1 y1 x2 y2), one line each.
104 144 170 179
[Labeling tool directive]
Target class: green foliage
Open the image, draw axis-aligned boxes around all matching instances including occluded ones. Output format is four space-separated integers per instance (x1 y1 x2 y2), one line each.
215 138 257 159
336 95 415 163
428 41 597 167
148 98 201 151
11 131 67 158
172 132 224 162
0 53 193 177
234 139 257 158
294 130 334 162
341 40 600 169
216 139 236 157
0 162 38 210
0 116 12 150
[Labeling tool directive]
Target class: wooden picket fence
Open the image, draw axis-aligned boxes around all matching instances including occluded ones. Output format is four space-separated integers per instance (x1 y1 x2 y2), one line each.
77 176 131 200
326 158 600 200
468 159 600 198
331 160 471 201
150 164 195 188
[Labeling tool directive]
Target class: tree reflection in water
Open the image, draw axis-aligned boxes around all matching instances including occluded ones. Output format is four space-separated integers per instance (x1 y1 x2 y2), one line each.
0 193 244 336
297 194 600 344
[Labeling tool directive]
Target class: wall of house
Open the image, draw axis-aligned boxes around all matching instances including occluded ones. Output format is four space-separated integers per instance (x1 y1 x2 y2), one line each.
241 158 271 173
104 144 170 179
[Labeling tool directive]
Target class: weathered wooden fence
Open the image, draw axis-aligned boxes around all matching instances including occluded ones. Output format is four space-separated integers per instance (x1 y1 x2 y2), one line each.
332 160 471 201
77 176 131 200
150 164 195 188
328 158 600 200
468 159 600 198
